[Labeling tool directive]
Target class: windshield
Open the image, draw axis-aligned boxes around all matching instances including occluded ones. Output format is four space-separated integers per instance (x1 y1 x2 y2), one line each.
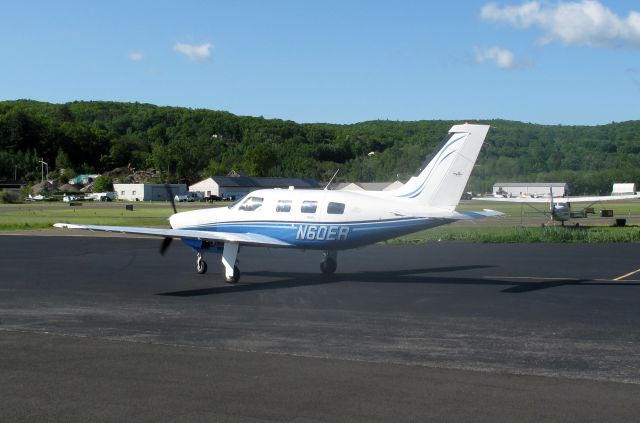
239 196 264 211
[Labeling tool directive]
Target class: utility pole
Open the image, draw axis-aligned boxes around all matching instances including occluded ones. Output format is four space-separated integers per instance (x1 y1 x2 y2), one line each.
38 159 48 183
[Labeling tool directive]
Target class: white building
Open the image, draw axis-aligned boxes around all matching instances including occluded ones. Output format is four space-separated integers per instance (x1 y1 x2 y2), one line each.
492 182 568 198
113 183 187 201
612 183 636 196
333 181 404 191
189 176 320 199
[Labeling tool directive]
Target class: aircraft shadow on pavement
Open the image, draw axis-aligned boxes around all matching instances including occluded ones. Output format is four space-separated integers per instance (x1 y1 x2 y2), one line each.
157 265 638 297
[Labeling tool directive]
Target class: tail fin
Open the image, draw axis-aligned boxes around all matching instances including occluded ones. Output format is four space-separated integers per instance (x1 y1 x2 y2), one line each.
391 123 490 209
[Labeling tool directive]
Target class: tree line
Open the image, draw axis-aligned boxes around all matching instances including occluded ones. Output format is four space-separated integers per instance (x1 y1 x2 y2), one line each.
1 100 639 195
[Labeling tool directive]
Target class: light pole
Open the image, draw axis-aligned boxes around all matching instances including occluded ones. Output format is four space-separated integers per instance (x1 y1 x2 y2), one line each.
38 159 49 183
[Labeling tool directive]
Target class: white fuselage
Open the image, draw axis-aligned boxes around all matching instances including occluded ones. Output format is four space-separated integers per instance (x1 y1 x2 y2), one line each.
550 202 571 222
170 188 458 250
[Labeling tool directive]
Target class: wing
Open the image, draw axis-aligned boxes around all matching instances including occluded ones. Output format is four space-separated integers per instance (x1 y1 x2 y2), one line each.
562 194 640 203
473 194 639 203
53 223 292 247
472 197 550 203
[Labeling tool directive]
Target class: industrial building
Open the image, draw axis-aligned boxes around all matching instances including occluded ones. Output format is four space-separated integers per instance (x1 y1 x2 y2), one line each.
492 182 568 198
113 183 187 201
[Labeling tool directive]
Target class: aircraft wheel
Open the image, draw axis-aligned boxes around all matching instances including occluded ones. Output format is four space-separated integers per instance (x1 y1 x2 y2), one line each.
320 257 337 275
196 258 208 274
224 266 240 284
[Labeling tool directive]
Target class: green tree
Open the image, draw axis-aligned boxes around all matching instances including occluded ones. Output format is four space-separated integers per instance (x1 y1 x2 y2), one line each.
93 175 112 192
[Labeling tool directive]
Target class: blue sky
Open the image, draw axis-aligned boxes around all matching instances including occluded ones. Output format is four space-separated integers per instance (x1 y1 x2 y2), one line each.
1 0 639 125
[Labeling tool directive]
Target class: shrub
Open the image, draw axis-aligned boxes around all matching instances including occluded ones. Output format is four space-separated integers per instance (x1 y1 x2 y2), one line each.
0 190 21 204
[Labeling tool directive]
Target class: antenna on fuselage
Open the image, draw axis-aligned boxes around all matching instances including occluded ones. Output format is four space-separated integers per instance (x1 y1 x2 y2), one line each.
324 169 340 190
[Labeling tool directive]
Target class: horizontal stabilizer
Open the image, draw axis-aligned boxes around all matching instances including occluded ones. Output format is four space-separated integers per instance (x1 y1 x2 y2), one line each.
455 209 504 220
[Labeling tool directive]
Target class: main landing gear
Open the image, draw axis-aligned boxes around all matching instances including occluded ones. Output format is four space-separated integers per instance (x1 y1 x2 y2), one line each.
221 242 240 284
195 245 337 283
320 250 337 276
194 243 240 283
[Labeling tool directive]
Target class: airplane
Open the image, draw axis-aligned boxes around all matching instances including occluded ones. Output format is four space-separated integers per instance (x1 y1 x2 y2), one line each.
54 123 502 283
473 188 639 225
26 194 46 201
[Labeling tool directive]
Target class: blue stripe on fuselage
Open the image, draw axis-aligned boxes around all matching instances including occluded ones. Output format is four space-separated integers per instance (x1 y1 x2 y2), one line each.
180 217 453 250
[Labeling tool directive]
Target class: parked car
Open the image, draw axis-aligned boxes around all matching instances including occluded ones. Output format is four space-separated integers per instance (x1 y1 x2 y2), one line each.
86 192 115 201
174 192 200 202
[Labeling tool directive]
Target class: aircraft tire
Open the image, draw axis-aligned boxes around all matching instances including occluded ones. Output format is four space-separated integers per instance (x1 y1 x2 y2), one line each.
224 266 240 284
320 257 337 275
196 259 208 274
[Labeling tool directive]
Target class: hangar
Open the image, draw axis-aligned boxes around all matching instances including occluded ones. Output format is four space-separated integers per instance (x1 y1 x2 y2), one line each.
493 182 567 198
612 183 636 196
113 183 187 201
332 181 404 191
188 176 320 200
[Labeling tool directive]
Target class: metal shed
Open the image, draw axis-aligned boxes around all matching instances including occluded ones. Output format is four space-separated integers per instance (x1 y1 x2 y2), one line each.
492 182 568 198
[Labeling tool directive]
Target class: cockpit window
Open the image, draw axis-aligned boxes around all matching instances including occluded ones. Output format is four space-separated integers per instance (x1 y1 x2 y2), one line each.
276 200 292 213
239 196 264 211
327 202 345 214
301 200 317 213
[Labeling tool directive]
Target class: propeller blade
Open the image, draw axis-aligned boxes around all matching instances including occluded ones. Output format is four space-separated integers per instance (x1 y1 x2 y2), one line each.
160 237 173 255
165 184 177 214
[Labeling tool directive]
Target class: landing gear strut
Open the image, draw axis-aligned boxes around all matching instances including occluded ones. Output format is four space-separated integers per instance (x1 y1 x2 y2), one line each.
196 252 207 274
224 264 240 284
320 250 337 275
222 243 241 284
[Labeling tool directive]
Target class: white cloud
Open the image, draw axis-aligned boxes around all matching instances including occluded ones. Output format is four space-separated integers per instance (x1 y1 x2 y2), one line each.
174 42 212 61
481 1 543 28
128 51 144 61
475 46 518 69
481 1 640 48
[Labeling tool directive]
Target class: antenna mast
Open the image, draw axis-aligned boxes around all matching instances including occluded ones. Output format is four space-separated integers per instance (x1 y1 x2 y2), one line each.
324 169 340 190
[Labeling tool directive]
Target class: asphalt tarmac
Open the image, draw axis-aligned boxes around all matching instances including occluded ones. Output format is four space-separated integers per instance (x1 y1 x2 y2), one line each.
2 234 640 422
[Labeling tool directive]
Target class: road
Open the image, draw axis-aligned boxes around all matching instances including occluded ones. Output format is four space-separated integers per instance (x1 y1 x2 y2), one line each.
1 235 640 421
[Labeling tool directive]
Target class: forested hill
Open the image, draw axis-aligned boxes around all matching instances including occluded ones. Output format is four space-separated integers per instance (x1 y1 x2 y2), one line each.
1 100 639 194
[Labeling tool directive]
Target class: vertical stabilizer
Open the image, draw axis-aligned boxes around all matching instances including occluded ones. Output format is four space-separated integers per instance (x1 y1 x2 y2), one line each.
391 123 490 209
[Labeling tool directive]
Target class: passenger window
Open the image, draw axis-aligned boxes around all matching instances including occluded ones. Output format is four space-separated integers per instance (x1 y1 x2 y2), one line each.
327 202 345 214
276 200 292 213
239 196 264 211
301 200 318 213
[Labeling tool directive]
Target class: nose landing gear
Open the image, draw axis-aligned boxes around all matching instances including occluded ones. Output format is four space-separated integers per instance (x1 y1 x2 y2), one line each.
196 252 208 274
